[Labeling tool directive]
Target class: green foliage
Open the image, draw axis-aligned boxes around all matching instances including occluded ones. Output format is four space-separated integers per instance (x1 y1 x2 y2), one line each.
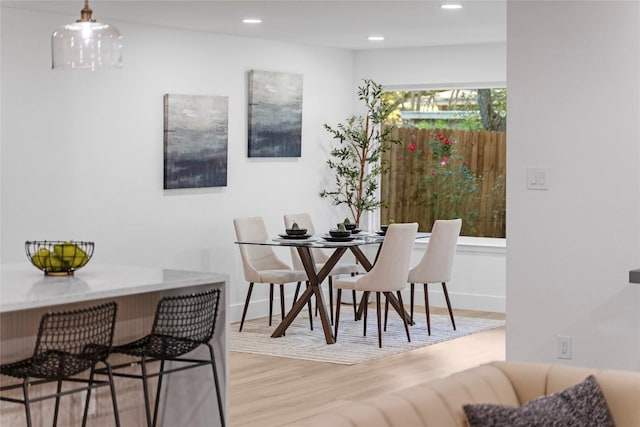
413 119 483 131
385 88 507 132
320 79 398 225
486 174 506 236
418 133 480 234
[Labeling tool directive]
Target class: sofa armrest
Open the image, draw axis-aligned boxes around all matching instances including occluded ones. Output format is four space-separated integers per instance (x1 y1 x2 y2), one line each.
592 368 640 427
491 361 640 427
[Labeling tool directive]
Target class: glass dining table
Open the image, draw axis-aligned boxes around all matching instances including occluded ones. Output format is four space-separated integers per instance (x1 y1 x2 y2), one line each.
235 232 430 344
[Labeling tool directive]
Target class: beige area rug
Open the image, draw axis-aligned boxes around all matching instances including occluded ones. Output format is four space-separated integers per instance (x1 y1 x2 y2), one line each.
230 305 505 365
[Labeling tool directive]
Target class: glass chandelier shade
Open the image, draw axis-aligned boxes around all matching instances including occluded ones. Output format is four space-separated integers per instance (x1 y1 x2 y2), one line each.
51 1 122 70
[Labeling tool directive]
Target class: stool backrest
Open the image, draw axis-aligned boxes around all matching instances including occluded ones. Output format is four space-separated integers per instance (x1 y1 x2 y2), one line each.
151 289 221 344
32 301 118 378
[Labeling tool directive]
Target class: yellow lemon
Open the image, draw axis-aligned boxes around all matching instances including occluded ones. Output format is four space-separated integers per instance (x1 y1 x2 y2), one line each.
53 242 87 268
45 253 64 270
31 248 50 269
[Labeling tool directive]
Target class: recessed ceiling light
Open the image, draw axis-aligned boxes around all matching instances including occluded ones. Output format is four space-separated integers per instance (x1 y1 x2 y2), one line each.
368 36 384 42
242 18 262 24
440 4 463 9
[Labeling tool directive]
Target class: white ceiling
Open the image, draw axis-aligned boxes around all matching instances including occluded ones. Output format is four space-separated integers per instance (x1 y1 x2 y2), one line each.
2 0 506 50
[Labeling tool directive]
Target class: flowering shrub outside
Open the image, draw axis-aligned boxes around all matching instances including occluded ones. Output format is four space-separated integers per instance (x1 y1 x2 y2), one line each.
417 132 480 234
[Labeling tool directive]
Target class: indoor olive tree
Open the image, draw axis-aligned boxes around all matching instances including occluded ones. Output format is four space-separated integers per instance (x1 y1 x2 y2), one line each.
320 79 398 227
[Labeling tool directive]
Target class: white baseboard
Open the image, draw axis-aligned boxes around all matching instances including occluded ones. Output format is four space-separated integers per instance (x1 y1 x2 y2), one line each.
414 287 505 313
229 287 504 324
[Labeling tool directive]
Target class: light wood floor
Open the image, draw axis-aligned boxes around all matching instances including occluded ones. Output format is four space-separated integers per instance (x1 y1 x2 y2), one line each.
229 307 505 427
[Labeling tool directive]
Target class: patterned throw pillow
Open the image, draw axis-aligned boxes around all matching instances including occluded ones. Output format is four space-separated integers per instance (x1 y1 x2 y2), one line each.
463 375 613 427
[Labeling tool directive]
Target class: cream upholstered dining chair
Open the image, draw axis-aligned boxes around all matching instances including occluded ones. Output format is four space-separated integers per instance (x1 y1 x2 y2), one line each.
333 222 418 348
233 216 309 332
407 218 462 335
284 213 360 324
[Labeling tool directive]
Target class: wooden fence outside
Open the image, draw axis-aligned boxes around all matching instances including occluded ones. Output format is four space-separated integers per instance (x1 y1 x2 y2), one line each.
381 128 506 237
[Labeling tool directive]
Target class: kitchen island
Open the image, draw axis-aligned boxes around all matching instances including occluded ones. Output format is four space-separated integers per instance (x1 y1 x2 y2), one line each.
0 263 228 426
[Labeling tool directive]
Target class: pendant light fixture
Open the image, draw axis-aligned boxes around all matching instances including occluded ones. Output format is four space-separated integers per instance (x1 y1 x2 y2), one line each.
51 0 122 70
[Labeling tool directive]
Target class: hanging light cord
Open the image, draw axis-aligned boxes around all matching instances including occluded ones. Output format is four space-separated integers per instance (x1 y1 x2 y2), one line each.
78 0 96 23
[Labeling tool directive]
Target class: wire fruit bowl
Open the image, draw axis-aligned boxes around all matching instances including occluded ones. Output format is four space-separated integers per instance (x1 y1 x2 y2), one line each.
25 240 94 276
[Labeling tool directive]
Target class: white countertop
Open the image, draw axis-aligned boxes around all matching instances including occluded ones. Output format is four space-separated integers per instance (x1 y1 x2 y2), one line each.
0 263 227 313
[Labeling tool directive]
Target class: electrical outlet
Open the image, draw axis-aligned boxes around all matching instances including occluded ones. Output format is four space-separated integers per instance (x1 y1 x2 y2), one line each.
557 335 572 359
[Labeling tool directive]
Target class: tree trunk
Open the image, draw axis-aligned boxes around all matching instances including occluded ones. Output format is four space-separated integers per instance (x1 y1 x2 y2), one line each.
477 89 506 131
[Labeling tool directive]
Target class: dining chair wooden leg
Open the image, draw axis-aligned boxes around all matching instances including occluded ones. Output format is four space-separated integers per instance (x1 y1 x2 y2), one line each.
329 276 334 325
352 290 357 319
334 288 342 339
269 283 274 326
362 291 369 336
410 283 415 324
279 284 286 321
383 297 389 331
278 284 287 336
292 282 301 304
442 282 456 330
357 291 371 321
345 272 357 319
423 283 431 335
239 283 254 332
396 291 411 343
306 282 313 330
376 291 382 348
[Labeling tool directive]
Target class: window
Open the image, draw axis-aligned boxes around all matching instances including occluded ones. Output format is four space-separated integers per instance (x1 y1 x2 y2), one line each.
381 88 506 237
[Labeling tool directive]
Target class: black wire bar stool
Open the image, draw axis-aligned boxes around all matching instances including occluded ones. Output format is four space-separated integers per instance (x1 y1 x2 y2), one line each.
0 301 120 427
104 288 224 427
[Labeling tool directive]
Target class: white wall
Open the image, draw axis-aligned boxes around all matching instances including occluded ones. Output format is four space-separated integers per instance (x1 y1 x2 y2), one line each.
0 6 355 319
506 1 640 370
407 238 506 314
354 42 506 89
1 6 507 323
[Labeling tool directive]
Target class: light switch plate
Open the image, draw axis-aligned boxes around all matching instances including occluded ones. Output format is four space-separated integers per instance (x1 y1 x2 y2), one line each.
527 167 550 190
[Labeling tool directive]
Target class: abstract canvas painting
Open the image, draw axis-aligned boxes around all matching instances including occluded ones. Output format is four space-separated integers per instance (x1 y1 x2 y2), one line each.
164 94 229 189
248 70 303 157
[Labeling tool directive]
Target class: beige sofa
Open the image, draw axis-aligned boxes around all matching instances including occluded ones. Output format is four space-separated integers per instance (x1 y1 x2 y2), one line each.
285 361 640 427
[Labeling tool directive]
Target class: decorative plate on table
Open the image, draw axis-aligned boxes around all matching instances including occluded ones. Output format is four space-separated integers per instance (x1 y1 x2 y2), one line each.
322 235 356 242
375 230 387 236
278 233 313 240
351 229 362 234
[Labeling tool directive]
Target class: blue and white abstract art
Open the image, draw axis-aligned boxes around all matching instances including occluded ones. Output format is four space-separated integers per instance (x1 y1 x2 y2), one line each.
164 94 229 189
248 70 303 158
